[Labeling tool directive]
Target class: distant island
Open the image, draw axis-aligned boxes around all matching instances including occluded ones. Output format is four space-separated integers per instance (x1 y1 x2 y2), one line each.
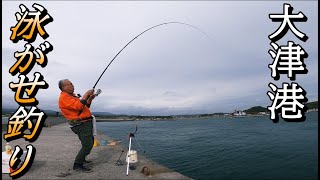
2 101 318 121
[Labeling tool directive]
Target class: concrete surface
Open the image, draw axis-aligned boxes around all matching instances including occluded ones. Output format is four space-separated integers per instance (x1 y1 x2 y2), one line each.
2 118 191 179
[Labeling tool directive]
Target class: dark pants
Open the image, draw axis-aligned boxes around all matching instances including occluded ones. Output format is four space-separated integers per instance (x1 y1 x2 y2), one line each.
71 121 94 166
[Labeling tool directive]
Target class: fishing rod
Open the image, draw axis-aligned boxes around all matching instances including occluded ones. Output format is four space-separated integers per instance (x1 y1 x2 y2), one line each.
92 22 213 89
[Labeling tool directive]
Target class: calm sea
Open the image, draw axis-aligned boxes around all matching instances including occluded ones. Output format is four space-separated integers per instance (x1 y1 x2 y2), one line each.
2 117 9 124
99 112 316 179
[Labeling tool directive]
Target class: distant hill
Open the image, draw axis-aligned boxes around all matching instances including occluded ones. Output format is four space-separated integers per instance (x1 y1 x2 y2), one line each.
244 106 268 114
2 108 18 115
244 101 318 114
43 110 60 116
307 101 318 109
92 112 115 116
2 108 60 116
2 107 115 117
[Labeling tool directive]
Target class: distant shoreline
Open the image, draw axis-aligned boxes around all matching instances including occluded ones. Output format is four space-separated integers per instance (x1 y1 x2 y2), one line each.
95 119 135 122
2 110 318 129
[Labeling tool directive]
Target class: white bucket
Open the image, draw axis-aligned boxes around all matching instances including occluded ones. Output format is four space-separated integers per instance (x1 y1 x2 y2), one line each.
126 150 138 163
2 151 10 174
2 151 27 174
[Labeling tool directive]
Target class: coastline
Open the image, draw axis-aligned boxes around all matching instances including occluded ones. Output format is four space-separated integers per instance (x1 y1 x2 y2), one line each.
96 118 135 122
2 118 191 179
2 109 317 127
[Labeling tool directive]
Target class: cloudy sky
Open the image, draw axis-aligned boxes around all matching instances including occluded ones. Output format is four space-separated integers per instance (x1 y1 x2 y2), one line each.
2 1 318 115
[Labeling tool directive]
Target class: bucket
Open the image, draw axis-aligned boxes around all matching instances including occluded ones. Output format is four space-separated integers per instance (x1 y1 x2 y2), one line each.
93 139 100 147
2 150 27 174
100 139 108 146
126 150 138 163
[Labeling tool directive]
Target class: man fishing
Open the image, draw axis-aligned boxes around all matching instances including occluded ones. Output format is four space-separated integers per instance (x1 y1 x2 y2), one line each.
55 22 210 175
58 79 96 173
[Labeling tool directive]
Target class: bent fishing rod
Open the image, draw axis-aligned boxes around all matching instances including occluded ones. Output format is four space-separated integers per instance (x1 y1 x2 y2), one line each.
92 22 213 89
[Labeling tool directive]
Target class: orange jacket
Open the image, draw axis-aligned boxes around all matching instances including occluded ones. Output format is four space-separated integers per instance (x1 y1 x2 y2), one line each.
58 92 92 120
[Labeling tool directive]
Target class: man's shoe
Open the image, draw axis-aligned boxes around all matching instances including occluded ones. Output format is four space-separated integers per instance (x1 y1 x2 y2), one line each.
73 165 92 173
83 160 93 164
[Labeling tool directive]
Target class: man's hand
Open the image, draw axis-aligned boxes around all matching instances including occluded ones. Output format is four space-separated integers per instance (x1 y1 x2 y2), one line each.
87 94 96 105
83 89 94 100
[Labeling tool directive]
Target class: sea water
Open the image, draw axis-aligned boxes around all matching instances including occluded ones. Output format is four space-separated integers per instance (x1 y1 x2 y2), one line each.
97 112 318 180
2 117 9 124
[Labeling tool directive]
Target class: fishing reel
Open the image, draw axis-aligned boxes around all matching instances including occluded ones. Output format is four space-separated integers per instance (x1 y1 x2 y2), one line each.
95 89 102 96
76 89 101 98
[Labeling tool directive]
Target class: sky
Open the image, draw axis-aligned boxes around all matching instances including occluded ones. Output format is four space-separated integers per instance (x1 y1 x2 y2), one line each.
2 1 318 116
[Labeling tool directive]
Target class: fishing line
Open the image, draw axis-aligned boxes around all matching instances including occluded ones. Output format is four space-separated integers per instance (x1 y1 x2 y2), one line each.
92 21 213 89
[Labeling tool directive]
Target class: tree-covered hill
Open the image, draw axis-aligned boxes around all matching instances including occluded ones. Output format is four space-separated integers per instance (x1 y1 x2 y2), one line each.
244 101 318 114
307 101 318 109
244 106 268 114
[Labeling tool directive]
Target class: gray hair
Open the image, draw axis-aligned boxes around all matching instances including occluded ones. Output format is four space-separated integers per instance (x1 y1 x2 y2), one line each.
58 79 68 91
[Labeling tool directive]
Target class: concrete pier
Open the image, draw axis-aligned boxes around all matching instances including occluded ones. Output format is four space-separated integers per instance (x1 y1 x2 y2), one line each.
2 117 191 179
